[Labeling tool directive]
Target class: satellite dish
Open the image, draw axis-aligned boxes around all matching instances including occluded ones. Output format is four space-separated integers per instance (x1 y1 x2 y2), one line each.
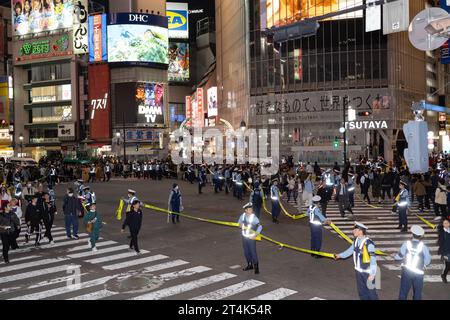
408 7 450 51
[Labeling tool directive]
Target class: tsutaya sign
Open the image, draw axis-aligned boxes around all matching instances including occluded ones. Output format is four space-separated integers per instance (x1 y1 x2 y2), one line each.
345 120 388 130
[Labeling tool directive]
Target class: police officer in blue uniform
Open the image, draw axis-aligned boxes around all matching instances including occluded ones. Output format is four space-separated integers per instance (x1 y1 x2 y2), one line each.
198 166 206 194
249 182 263 219
213 167 220 194
396 180 410 232
235 170 244 200
238 202 262 274
348 172 355 208
168 183 183 224
270 179 281 224
308 196 331 258
393 225 431 300
224 166 231 194
335 222 379 300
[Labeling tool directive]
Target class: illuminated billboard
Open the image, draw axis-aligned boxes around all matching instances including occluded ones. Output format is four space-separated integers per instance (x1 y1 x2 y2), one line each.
107 13 169 65
136 83 165 126
12 0 74 36
168 42 189 82
207 87 217 117
166 2 189 39
264 0 363 28
89 14 107 62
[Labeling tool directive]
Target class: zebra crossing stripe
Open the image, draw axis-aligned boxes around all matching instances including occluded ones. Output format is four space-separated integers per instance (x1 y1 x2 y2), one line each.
0 264 80 284
9 276 115 300
131 272 237 300
7 234 89 252
67 241 117 252
84 250 150 264
375 239 436 245
190 280 265 300
142 260 190 273
250 288 298 300
102 255 168 271
157 266 212 281
365 234 438 239
395 274 446 283
68 290 117 300
27 273 89 290
0 257 69 274
4 255 40 263
377 246 439 252
384 264 446 271
67 245 130 259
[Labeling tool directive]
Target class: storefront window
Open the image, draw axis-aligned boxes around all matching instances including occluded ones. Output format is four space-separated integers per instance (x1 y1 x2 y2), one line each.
31 106 72 123
31 84 72 103
30 62 71 82
29 128 59 144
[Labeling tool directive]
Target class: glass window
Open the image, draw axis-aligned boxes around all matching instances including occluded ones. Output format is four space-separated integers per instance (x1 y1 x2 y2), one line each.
30 62 71 82
29 128 59 144
31 84 72 103
31 106 73 123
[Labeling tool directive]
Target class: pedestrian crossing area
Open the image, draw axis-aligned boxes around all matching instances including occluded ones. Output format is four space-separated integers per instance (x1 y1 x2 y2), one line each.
0 224 312 300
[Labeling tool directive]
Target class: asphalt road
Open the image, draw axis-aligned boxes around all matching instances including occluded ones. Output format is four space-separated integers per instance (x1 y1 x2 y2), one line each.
0 177 448 300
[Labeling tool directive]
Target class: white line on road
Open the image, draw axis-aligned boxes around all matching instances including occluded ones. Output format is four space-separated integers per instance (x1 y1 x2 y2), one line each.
190 280 265 300
250 288 298 300
157 266 212 281
84 250 149 264
0 257 69 274
67 245 131 259
68 290 117 300
0 264 81 284
143 260 190 273
384 264 445 271
67 241 118 252
102 255 168 271
131 272 237 300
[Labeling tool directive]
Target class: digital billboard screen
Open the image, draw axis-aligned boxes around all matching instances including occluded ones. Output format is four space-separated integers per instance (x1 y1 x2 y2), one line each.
264 0 363 29
136 82 165 126
107 13 169 66
12 0 74 36
168 42 189 82
89 13 107 62
166 2 189 39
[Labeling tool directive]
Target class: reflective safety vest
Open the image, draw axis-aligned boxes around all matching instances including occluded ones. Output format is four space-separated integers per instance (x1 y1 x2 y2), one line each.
308 205 322 226
90 167 96 174
402 241 425 275
50 169 56 176
398 189 409 208
353 237 374 273
105 165 110 173
270 186 279 201
242 213 258 238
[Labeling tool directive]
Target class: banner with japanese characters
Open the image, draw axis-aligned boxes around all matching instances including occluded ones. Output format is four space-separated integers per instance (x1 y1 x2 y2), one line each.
73 0 88 54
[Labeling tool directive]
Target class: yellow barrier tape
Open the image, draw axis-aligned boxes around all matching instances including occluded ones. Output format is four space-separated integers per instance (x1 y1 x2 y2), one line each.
142 202 334 258
116 199 124 221
414 213 436 230
355 194 382 209
278 192 307 220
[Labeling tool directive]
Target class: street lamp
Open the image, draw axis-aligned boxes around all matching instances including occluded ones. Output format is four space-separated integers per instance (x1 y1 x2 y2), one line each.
240 120 247 131
19 134 23 158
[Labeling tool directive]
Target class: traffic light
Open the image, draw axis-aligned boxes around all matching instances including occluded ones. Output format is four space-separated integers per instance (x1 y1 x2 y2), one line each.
333 138 340 149
358 111 372 117
136 144 140 152
403 120 429 173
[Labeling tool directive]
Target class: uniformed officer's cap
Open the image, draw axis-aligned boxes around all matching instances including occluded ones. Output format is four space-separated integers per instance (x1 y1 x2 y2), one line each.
77 179 83 183
243 202 253 210
128 189 136 194
400 180 408 188
312 195 321 203
334 169 340 174
83 186 90 190
272 178 278 183
348 172 354 177
325 169 332 173
354 222 368 231
411 225 425 237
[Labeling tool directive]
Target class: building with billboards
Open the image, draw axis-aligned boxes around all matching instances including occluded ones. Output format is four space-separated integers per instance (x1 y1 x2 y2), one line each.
216 0 450 164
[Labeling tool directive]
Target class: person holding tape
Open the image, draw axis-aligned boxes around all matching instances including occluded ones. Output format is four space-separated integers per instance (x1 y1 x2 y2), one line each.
168 183 183 224
308 195 331 258
396 180 410 233
270 179 281 224
238 202 262 274
249 182 263 219
334 222 379 300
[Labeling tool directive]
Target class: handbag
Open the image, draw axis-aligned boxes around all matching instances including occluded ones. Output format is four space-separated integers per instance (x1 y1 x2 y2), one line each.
86 213 97 234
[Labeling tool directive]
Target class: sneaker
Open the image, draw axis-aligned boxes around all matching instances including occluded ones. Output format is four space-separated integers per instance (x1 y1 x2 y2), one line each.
434 216 442 221
73 235 79 240
135 251 141 256
49 241 55 245
92 247 98 252
441 274 448 284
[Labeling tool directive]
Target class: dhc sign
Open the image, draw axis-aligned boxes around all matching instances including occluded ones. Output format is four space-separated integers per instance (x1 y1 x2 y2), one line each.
129 14 149 23
345 121 388 130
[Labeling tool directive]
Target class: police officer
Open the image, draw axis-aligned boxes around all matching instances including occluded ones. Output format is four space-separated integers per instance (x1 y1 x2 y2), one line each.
238 202 262 274
336 178 354 218
335 222 379 300
49 165 57 187
168 183 183 224
348 172 355 208
396 180 410 232
213 167 220 194
104 162 112 182
308 196 331 258
235 170 244 200
124 189 139 212
75 179 85 197
143 162 149 180
322 169 334 188
83 186 94 211
270 179 281 224
198 166 206 194
224 166 231 194
121 200 143 255
249 182 263 219
88 164 96 183
393 225 431 300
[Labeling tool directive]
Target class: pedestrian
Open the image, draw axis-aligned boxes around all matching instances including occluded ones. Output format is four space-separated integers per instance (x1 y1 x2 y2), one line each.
381 168 394 203
360 171 371 204
395 181 410 232
83 203 103 252
334 222 379 300
63 188 81 240
88 164 96 183
168 183 183 224
348 172 356 208
413 176 426 213
336 177 354 218
296 177 303 212
121 200 143 255
104 162 112 182
270 179 281 224
308 196 331 258
24 194 42 246
238 202 262 274
123 189 139 213
287 175 296 203
371 170 382 204
235 170 243 200
198 166 206 195
0 205 20 264
0 185 11 211
438 218 450 283
303 174 314 207
41 192 56 245
9 198 22 249
434 179 447 221
49 165 57 187
393 225 431 300
249 182 263 219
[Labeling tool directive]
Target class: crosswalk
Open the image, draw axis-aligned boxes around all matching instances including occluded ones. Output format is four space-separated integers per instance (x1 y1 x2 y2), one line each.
0 223 305 300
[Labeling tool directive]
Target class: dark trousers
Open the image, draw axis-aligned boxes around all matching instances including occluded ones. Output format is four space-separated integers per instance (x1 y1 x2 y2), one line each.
253 205 261 219
310 224 322 252
399 269 424 300
349 192 355 207
104 172 111 182
198 182 204 194
225 179 231 194
88 173 95 183
1 233 11 262
129 231 140 253
321 201 328 218
214 180 220 193
338 198 353 217
362 191 371 203
11 228 20 249
242 237 258 265
399 207 408 228
287 189 296 203
43 219 53 242
382 187 391 200
64 215 79 237
171 209 180 223
28 223 41 245
272 201 281 220
417 195 424 211
435 204 446 217
443 259 450 278
355 271 379 300
236 185 243 199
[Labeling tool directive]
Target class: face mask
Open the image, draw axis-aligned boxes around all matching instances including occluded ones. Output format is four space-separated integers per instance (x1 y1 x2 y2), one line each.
68 193 73 197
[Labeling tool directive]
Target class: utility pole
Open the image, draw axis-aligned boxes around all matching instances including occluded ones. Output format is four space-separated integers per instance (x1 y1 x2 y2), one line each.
343 104 347 167
122 111 127 164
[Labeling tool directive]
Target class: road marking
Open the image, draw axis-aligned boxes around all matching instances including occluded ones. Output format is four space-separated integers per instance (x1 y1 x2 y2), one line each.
84 250 149 264
4 255 40 263
27 273 89 289
68 290 117 300
143 260 190 273
250 288 298 300
67 241 118 252
367 234 437 239
378 246 438 252
0 264 81 284
229 265 241 269
131 272 237 300
396 274 446 283
10 236 92 254
384 264 445 271
310 297 326 300
190 280 265 300
0 257 69 274
67 245 130 259
157 266 212 281
375 240 436 245
102 255 168 271
9 276 115 300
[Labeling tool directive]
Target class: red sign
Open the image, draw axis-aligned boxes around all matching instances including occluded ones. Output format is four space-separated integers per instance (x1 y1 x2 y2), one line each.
197 88 204 128
88 64 111 141
93 15 103 62
185 95 191 126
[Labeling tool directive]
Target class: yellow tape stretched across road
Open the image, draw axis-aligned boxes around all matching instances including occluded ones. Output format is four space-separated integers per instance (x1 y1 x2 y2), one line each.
414 213 436 230
116 199 124 220
355 194 382 209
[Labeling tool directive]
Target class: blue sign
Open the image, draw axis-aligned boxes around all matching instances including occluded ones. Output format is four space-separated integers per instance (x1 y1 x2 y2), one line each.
441 1 450 64
88 14 108 63
108 13 168 28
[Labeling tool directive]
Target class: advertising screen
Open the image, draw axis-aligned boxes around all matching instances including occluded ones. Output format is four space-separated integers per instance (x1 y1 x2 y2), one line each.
136 83 165 126
88 64 111 141
12 0 74 36
264 0 363 28
167 2 189 39
107 13 169 65
168 42 189 82
207 87 217 117
89 14 107 62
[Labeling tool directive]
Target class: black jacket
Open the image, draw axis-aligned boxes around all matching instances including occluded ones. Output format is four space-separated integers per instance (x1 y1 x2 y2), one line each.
25 203 41 225
438 226 450 257
0 212 20 234
63 195 81 216
122 209 143 234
